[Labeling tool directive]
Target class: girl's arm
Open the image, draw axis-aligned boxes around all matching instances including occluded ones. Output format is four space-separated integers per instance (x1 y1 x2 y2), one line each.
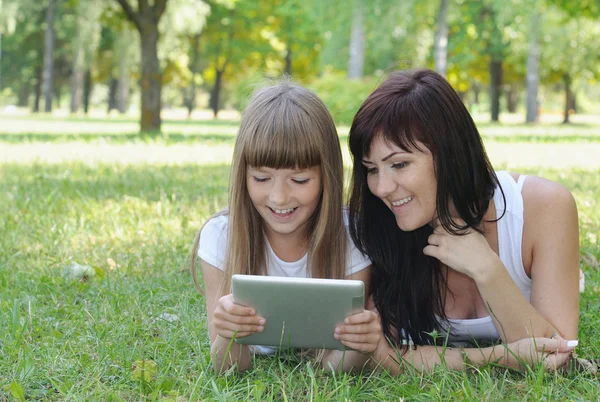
322 267 375 372
423 176 579 342
202 261 264 372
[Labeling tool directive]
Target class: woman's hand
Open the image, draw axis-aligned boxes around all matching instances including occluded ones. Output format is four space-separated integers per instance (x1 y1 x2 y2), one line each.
334 309 384 354
213 294 265 339
495 337 576 371
423 219 501 282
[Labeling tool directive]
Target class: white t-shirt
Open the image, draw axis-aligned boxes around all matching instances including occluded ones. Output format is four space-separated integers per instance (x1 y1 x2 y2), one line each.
198 211 371 355
198 213 371 278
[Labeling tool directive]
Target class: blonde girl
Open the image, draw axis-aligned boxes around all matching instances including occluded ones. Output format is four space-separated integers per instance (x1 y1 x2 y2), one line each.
191 81 377 372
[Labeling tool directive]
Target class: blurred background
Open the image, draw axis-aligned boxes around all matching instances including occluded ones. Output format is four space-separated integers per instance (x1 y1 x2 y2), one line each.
0 0 598 131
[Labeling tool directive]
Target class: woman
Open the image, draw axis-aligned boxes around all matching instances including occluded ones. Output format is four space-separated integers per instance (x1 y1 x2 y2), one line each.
333 68 580 372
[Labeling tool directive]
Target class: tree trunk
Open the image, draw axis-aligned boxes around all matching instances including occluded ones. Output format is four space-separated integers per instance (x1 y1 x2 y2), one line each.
210 68 224 118
563 74 572 124
55 85 62 108
525 11 540 123
139 24 162 132
70 37 84 114
42 0 58 113
184 33 201 118
489 59 502 122
434 0 449 77
83 68 92 114
472 82 481 105
284 46 292 76
33 66 42 113
116 31 131 114
347 0 365 79
18 82 30 107
107 75 118 113
506 86 517 113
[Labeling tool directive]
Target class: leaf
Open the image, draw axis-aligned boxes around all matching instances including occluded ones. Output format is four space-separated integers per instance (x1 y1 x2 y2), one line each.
10 380 25 402
131 359 158 383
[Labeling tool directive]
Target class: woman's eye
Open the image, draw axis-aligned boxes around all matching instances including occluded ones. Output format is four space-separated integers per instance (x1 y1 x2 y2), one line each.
292 178 310 185
252 176 269 183
366 167 377 175
392 162 408 169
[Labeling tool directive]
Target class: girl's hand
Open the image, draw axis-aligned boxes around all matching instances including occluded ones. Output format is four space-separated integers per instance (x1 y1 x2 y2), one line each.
423 219 500 281
499 337 576 371
334 310 383 354
213 294 265 339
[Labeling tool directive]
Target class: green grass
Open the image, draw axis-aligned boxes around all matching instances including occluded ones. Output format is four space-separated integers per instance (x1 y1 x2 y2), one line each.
0 117 599 400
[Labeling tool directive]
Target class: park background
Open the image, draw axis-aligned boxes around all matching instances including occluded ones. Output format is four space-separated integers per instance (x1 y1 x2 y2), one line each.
0 0 599 400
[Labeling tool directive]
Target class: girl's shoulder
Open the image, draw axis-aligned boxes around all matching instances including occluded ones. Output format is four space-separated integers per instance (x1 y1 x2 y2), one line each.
198 211 229 270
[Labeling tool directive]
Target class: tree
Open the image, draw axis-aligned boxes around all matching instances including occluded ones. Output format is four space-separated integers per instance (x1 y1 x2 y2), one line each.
42 0 58 113
115 0 169 133
525 9 540 123
434 0 449 77
347 0 365 79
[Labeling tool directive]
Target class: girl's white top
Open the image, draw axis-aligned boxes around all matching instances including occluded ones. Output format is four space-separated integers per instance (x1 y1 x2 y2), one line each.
198 210 371 355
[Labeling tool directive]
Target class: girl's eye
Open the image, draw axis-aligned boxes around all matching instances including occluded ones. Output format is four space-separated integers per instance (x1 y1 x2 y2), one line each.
392 162 408 169
365 167 377 175
292 178 310 185
252 176 269 183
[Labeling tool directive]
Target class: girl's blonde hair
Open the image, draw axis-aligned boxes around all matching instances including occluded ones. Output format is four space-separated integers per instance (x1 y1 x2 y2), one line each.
191 79 347 296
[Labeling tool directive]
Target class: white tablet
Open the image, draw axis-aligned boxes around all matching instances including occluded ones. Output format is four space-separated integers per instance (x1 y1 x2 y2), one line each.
231 275 364 350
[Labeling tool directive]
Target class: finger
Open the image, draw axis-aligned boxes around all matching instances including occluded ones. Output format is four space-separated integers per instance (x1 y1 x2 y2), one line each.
423 245 440 259
428 234 442 246
218 320 265 334
336 324 373 335
223 299 257 316
534 338 577 353
218 330 257 339
338 340 376 353
335 332 380 344
344 311 376 325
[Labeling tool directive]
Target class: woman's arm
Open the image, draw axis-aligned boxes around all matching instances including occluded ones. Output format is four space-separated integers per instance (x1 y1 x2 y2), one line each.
369 336 576 374
202 261 264 372
423 176 580 342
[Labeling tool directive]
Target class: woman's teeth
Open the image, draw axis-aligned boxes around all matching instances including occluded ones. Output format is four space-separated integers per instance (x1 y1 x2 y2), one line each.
392 196 413 206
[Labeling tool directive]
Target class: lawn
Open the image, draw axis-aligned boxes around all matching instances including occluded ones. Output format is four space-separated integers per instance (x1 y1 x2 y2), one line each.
0 112 599 400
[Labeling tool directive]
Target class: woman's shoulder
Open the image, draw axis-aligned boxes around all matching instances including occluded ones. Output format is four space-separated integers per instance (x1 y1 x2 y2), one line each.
514 173 576 213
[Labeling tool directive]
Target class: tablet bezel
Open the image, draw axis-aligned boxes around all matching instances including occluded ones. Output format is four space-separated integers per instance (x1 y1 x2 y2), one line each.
231 274 364 350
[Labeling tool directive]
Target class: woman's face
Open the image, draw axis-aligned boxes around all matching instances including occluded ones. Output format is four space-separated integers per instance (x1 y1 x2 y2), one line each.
362 136 438 232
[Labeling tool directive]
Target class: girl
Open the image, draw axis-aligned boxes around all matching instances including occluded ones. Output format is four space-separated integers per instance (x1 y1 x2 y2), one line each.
191 81 377 373
334 69 579 372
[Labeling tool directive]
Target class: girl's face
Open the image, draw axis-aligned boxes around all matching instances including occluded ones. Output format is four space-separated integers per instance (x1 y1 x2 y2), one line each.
247 166 322 242
362 136 437 232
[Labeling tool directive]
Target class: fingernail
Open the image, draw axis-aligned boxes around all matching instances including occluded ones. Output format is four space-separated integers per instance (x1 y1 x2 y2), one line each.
257 326 264 332
335 328 340 334
259 319 265 325
334 333 339 339
567 340 578 348
344 318 349 324
250 310 256 315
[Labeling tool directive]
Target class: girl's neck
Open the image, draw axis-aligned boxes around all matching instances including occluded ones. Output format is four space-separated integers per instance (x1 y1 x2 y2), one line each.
264 229 309 263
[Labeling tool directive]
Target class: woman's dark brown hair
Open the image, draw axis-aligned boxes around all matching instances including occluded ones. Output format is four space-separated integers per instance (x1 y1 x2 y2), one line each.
348 68 504 349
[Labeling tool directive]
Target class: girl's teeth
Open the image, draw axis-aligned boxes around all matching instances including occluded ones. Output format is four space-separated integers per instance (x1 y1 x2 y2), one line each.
274 208 295 214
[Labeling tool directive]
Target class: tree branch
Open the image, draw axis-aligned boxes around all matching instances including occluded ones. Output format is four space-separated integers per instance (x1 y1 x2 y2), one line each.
155 0 169 19
115 0 141 31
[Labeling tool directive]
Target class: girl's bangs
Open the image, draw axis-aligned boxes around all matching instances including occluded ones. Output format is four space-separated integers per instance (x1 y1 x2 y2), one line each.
243 106 321 170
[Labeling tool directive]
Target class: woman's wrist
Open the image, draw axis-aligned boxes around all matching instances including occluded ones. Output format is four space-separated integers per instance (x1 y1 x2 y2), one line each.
472 254 506 286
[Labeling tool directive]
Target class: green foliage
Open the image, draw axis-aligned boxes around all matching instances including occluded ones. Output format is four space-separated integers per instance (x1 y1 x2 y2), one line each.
307 71 380 125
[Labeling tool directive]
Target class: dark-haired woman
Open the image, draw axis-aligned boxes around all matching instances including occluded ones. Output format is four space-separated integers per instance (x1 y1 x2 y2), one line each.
331 68 580 373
